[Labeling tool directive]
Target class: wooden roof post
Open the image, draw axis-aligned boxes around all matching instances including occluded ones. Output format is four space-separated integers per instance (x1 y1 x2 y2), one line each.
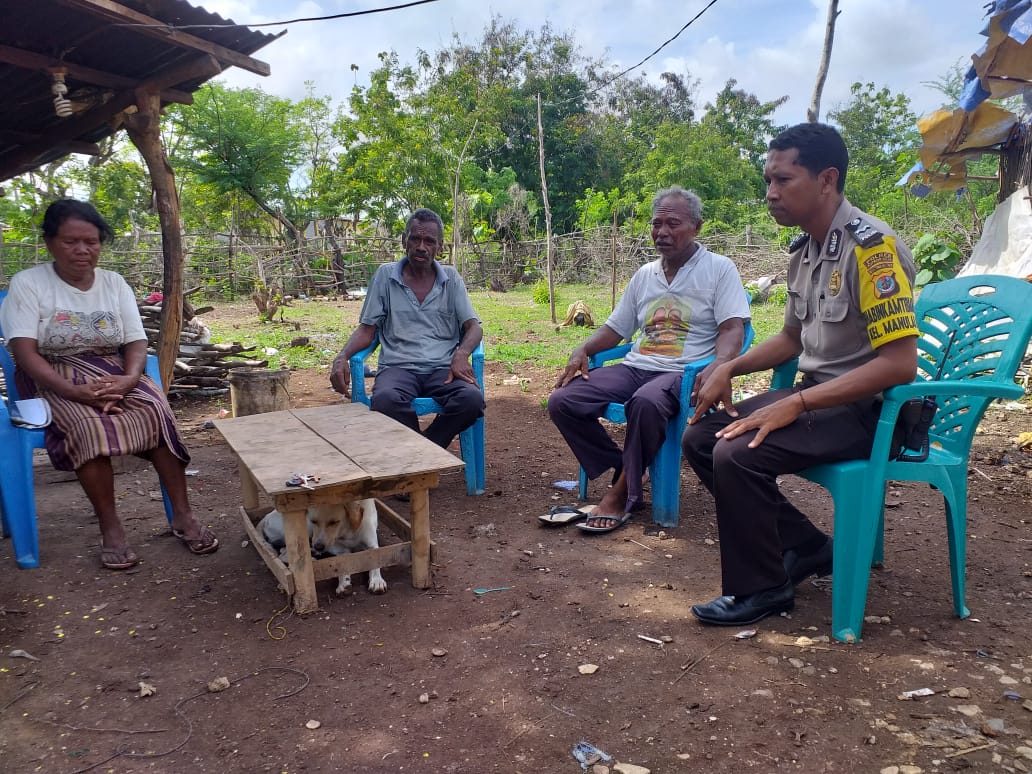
123 88 183 391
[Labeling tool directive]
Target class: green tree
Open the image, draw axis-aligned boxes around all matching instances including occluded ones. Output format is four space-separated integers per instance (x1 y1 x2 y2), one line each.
334 52 455 230
167 83 311 243
625 121 764 228
700 79 788 171
827 82 919 211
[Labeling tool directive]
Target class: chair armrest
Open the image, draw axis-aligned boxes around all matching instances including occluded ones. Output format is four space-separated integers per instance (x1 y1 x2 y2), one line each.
347 336 484 400
348 334 380 405
676 320 757 415
0 341 22 402
588 342 633 370
883 379 1026 404
471 340 485 390
770 358 799 391
144 354 164 390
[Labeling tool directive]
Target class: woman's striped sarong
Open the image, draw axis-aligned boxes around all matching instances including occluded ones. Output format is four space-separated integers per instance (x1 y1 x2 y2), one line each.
15 353 190 471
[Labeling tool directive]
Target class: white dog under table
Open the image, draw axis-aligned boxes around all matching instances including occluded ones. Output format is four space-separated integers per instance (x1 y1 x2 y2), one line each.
217 403 464 613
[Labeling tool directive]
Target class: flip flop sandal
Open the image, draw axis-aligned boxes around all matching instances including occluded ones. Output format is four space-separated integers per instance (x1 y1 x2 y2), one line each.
576 512 633 534
101 546 140 571
538 504 596 526
172 527 220 555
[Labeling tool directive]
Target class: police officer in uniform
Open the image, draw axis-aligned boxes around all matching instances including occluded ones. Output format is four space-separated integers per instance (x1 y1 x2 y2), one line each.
681 123 920 626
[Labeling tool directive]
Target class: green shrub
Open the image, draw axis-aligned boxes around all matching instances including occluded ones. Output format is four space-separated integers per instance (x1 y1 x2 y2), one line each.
766 284 788 305
912 233 963 287
531 279 555 306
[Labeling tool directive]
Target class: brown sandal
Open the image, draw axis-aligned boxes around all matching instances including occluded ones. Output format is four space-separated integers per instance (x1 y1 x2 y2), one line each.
171 527 219 555
101 545 140 570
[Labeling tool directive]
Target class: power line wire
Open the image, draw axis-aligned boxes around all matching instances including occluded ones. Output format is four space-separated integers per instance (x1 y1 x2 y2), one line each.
589 0 721 96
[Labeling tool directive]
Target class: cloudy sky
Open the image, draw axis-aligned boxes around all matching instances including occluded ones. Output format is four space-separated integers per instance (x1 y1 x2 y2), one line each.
204 0 989 122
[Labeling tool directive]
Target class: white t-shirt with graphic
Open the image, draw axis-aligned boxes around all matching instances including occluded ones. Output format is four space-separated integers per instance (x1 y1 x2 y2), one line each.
604 247 750 373
1 263 146 357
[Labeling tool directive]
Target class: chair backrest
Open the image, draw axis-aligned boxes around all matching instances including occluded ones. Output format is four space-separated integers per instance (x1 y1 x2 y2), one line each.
0 288 25 402
914 275 1032 452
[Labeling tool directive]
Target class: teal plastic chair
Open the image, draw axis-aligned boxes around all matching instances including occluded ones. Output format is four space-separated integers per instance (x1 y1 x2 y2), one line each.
770 275 1032 643
350 335 486 495
578 321 755 527
0 289 173 568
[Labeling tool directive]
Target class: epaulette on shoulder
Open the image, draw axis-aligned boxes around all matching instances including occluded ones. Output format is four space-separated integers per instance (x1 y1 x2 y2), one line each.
844 217 884 248
788 233 809 252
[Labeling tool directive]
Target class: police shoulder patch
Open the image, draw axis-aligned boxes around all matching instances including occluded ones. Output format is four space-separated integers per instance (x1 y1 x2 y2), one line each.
844 217 884 248
788 233 809 252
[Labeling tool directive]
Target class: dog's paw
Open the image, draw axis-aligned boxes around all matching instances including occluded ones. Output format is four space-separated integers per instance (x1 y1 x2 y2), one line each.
367 570 387 594
335 575 354 596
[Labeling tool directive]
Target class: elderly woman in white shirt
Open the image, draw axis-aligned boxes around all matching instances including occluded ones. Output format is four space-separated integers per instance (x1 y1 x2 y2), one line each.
0 199 218 570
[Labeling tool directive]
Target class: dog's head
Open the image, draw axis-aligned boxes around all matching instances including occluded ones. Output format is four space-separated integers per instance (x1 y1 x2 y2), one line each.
308 501 369 552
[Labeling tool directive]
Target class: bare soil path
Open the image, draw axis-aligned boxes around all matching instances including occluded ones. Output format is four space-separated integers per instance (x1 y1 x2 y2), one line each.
2 360 1031 774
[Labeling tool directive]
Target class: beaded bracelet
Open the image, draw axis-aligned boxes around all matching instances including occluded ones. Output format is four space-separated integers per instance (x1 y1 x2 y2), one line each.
797 390 813 430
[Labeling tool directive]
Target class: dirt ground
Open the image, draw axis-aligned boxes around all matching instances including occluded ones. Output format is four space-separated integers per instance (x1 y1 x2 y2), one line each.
2 351 1032 773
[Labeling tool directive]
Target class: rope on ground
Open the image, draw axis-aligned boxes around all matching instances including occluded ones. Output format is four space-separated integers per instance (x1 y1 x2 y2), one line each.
65 666 310 774
266 593 293 640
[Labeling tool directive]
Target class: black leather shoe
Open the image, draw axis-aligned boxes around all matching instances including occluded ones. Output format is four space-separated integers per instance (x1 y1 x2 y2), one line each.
691 580 795 626
783 537 833 585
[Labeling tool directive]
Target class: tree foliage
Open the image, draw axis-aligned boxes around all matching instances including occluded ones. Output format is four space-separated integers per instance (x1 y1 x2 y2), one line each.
0 16 1003 264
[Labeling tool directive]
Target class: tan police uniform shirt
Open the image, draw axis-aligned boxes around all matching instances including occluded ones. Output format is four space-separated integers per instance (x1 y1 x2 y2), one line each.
785 198 918 384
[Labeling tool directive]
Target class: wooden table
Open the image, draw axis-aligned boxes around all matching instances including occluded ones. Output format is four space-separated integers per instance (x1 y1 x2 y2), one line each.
217 403 464 613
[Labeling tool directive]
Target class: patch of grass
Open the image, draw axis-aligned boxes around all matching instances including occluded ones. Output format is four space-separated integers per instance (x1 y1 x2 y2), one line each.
205 286 787 371
205 299 360 370
472 283 618 369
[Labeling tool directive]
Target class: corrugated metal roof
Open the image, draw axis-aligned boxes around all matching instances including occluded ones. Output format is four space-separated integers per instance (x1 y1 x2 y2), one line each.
0 0 280 181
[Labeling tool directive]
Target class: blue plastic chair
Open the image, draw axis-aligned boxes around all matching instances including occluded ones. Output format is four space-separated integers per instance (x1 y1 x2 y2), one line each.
770 275 1032 643
0 289 173 569
350 334 486 495
577 321 755 527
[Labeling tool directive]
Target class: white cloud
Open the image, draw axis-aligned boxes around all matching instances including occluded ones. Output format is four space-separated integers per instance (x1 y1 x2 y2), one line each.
206 0 991 122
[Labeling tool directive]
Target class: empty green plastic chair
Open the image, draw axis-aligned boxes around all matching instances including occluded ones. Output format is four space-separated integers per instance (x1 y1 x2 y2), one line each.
770 275 1032 642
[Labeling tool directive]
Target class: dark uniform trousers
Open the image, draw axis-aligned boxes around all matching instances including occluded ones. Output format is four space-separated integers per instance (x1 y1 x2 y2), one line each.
681 382 881 596
371 366 485 449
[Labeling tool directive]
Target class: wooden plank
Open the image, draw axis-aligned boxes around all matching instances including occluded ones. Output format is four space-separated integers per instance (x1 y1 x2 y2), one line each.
282 507 316 613
0 55 220 182
56 0 272 76
240 464 260 510
217 409 370 496
239 507 294 595
375 499 412 541
410 489 432 588
0 43 192 103
311 543 413 581
293 404 465 479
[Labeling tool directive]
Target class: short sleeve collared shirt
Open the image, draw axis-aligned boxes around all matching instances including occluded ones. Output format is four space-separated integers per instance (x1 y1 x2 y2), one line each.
785 198 918 383
359 258 479 373
603 246 751 373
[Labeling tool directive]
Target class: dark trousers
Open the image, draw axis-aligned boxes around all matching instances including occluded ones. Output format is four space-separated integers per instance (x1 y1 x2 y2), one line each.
547 364 681 512
370 367 485 449
681 385 880 596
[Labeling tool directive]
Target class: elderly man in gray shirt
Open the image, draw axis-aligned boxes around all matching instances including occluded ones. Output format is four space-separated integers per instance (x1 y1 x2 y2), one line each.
330 208 485 448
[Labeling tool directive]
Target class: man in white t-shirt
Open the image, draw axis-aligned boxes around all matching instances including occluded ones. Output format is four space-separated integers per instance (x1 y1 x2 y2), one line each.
547 187 751 533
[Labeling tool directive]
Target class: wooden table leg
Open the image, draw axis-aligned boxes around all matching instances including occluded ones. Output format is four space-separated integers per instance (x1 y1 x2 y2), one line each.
239 465 260 511
282 507 316 613
409 488 431 588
